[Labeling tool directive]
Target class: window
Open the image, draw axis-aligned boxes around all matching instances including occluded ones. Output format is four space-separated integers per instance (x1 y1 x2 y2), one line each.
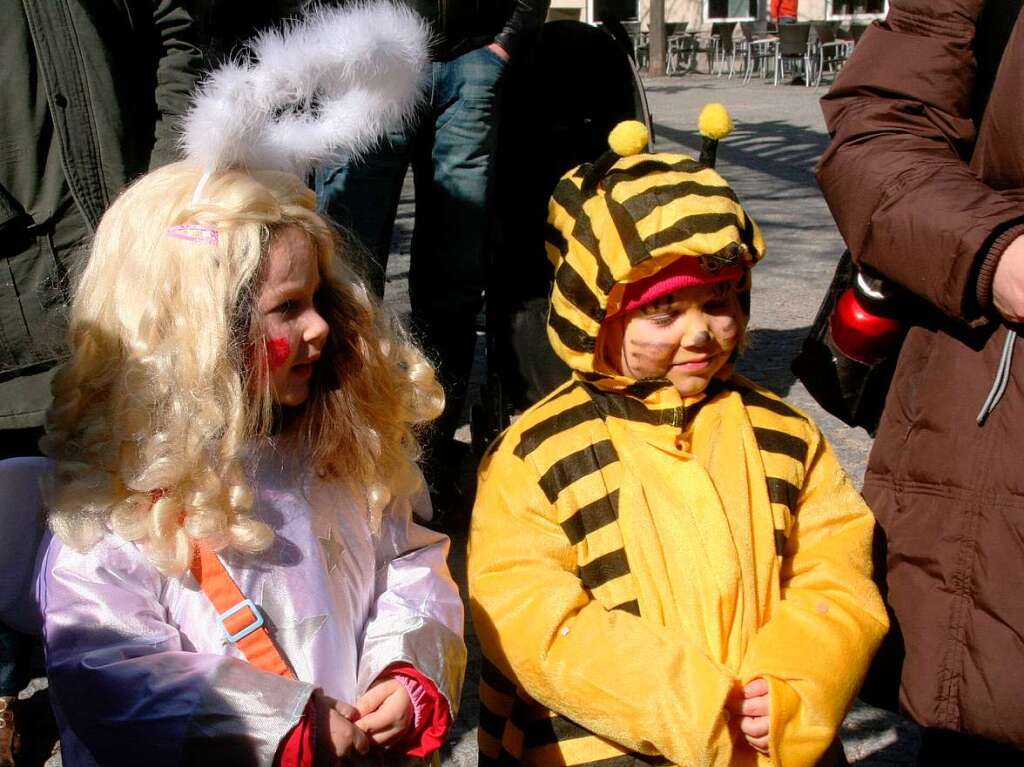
827 0 887 18
594 0 639 21
706 0 756 21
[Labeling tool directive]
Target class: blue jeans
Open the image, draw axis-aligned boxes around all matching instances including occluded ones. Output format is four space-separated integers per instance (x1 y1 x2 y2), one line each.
0 622 31 696
316 45 507 441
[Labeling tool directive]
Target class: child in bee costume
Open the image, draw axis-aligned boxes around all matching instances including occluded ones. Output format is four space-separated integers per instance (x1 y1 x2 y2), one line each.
468 111 888 767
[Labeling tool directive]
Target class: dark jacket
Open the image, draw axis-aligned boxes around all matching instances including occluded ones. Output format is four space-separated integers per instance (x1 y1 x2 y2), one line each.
191 0 548 63
407 0 548 59
0 0 200 430
817 0 1024 748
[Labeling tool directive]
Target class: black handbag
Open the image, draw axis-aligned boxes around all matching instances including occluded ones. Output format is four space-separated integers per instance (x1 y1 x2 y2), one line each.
790 250 903 436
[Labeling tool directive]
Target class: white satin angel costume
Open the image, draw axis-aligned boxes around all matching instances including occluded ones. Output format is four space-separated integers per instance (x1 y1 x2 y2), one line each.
33 447 466 767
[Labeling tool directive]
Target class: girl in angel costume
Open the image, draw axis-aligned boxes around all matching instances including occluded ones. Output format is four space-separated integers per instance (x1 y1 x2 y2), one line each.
35 5 466 765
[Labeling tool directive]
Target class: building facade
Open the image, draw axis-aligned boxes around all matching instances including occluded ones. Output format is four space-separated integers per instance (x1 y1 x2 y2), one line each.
549 0 887 28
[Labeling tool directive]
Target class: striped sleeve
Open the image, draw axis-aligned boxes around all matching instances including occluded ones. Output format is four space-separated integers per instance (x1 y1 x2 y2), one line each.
738 422 889 767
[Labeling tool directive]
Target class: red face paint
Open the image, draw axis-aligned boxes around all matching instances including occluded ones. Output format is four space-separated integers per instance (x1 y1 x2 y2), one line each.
266 337 291 370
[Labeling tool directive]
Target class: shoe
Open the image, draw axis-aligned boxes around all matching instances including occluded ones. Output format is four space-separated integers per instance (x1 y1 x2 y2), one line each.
0 695 19 767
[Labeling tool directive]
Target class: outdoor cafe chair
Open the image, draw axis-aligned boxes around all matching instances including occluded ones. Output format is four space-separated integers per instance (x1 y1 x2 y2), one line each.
621 19 649 68
812 21 851 86
665 21 693 74
690 22 731 74
740 21 777 83
713 21 740 77
773 22 812 86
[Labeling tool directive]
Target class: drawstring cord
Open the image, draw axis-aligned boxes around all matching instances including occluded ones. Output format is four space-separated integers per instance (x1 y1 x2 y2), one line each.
976 329 1018 425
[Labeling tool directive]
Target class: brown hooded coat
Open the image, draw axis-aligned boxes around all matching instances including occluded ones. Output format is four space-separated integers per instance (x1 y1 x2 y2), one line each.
817 0 1024 748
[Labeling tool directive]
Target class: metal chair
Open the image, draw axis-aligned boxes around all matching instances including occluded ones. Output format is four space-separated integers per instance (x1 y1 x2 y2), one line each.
713 21 739 77
740 21 777 83
690 22 729 74
812 21 851 86
621 19 648 68
665 21 692 75
773 22 811 86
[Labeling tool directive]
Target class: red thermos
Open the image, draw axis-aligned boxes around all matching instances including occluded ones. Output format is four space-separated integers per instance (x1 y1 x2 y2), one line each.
828 271 902 365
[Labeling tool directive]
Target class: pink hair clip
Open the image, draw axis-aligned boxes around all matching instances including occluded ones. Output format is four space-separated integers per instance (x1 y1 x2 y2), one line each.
166 224 219 245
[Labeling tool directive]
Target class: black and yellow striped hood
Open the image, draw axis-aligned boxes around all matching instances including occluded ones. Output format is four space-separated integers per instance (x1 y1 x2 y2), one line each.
545 151 764 378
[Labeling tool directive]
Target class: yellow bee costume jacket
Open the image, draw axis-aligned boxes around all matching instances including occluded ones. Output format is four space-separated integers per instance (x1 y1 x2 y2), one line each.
467 132 888 767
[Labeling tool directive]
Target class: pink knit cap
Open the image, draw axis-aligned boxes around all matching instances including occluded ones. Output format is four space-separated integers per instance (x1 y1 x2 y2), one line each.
612 257 744 317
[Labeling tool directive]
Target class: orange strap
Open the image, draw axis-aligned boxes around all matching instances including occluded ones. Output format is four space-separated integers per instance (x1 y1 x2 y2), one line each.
190 544 295 679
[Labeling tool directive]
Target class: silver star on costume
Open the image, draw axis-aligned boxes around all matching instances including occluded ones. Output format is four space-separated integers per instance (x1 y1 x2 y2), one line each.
257 579 327 683
319 528 345 574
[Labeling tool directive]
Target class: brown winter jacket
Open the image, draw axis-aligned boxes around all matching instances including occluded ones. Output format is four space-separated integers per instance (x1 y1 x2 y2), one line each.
817 0 1024 748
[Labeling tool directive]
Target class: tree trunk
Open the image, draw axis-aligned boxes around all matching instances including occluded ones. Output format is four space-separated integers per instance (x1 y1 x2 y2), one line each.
648 0 666 76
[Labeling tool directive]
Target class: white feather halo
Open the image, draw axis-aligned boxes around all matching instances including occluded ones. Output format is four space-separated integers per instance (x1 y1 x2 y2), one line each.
181 2 430 177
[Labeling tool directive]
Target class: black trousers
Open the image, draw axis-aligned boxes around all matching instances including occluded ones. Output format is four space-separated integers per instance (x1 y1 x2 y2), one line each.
917 728 1023 765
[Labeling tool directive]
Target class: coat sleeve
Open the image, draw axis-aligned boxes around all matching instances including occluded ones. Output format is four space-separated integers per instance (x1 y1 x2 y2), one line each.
493 0 550 59
41 536 315 767
738 428 889 767
357 485 467 718
149 0 202 168
468 446 737 766
816 0 1024 325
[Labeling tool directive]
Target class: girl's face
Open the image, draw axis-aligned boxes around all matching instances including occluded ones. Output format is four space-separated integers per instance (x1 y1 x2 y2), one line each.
255 226 330 407
612 280 745 397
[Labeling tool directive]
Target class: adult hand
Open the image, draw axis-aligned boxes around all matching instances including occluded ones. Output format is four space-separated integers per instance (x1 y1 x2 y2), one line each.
313 691 371 764
726 677 770 755
354 676 414 748
487 41 511 61
992 235 1024 323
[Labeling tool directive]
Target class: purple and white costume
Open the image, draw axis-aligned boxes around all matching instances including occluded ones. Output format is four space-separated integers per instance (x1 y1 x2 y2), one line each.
27 449 465 766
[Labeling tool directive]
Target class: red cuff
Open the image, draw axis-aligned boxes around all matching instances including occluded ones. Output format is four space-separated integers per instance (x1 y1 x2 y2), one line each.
385 663 452 758
275 697 316 767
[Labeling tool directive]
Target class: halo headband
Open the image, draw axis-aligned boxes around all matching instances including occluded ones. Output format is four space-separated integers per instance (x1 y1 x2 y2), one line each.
181 3 429 181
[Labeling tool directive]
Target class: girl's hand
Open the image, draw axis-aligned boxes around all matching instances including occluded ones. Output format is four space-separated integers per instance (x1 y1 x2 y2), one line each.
727 677 770 755
313 691 371 764
354 677 414 747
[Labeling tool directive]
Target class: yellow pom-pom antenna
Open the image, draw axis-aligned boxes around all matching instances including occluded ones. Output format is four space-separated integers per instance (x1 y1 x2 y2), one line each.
697 104 732 168
608 121 649 157
699 103 733 140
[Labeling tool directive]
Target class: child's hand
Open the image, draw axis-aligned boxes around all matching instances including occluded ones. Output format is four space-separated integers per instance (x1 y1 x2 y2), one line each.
354 676 414 748
313 691 371 763
727 677 770 755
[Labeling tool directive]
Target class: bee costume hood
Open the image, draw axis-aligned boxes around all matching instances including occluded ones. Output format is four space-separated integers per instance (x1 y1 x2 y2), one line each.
545 108 765 383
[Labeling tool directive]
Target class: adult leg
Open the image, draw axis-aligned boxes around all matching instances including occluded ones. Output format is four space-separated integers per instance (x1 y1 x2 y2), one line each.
916 728 1023 766
408 48 506 444
0 426 42 766
314 125 416 299
0 622 32 767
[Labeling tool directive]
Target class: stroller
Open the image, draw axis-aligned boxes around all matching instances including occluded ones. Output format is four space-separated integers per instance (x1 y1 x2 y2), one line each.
471 19 653 457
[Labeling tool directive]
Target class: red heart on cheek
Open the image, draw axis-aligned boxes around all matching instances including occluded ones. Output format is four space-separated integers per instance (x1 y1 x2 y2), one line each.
266 337 291 370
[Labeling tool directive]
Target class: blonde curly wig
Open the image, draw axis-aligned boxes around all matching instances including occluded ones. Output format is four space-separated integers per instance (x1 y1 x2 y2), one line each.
42 162 444 576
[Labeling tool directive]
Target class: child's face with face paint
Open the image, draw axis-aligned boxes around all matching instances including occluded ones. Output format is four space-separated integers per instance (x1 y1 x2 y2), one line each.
255 226 329 407
610 281 745 398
